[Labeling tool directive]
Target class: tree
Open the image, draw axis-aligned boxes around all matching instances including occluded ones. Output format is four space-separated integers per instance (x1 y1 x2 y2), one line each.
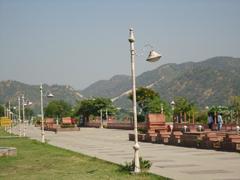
128 87 170 116
128 87 159 112
44 100 72 118
174 96 195 114
229 96 240 122
75 97 117 121
0 105 4 117
25 107 34 120
230 96 240 112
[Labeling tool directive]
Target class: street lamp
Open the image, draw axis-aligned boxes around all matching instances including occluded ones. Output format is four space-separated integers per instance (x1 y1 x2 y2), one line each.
22 95 26 137
171 100 175 122
18 97 22 137
100 109 103 128
40 83 54 143
128 28 161 173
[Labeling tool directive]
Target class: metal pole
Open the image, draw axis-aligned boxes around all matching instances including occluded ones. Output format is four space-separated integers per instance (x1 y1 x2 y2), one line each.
100 109 103 128
3 105 6 117
105 109 108 121
8 101 11 118
8 101 12 134
129 28 140 173
18 97 21 136
40 84 45 143
6 107 8 117
22 95 26 137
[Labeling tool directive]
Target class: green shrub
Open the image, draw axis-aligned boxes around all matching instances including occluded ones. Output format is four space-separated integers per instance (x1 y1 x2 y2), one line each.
123 157 152 172
137 114 145 122
60 124 75 128
138 128 147 134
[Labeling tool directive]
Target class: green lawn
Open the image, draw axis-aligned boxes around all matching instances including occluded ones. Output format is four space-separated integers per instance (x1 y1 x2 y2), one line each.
0 128 169 180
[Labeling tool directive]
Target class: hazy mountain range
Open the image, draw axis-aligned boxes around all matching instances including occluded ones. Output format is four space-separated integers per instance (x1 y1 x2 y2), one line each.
1 56 240 112
0 81 83 113
81 56 240 108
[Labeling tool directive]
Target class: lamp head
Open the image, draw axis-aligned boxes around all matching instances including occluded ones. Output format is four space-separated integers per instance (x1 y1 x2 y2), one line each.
128 28 135 43
47 93 54 98
146 50 161 62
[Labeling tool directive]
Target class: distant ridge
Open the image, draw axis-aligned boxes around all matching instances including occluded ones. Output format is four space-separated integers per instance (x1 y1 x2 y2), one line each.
0 80 84 113
1 56 239 112
81 56 240 108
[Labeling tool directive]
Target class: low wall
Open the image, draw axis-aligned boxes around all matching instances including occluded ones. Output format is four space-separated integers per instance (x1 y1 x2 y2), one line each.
107 122 146 130
85 122 100 128
85 121 146 130
173 123 238 132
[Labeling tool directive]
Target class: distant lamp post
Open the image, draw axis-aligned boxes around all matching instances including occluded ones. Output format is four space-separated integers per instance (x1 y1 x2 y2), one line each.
171 100 175 122
18 97 22 136
100 109 103 128
40 84 54 143
128 28 161 173
105 109 108 121
161 103 164 114
22 95 26 137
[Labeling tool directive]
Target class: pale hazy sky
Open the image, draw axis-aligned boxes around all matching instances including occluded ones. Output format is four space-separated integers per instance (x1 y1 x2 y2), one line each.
0 0 240 89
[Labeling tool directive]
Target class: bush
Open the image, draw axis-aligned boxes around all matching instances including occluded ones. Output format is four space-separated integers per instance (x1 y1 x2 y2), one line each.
138 128 147 134
60 124 75 128
137 114 145 122
123 157 152 172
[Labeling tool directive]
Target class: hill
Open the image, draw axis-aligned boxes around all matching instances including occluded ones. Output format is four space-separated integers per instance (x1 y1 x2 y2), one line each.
81 56 240 108
1 56 239 112
0 81 83 113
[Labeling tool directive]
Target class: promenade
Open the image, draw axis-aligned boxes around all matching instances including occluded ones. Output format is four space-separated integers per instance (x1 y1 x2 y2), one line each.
12 125 240 180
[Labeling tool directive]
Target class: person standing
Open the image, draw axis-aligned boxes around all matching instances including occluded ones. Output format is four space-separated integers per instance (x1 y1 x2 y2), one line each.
208 112 213 130
217 113 223 131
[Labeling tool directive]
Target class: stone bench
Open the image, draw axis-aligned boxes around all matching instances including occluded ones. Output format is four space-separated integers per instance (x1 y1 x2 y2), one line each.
181 132 205 147
169 131 183 145
202 132 222 149
222 134 240 152
157 132 171 144
0 147 17 157
44 118 57 131
146 133 158 143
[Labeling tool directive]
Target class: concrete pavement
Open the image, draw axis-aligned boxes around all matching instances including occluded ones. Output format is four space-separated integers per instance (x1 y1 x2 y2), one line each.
12 125 240 180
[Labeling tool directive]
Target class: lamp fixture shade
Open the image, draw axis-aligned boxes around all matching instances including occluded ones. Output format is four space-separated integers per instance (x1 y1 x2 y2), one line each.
146 50 161 62
171 101 175 106
47 93 54 98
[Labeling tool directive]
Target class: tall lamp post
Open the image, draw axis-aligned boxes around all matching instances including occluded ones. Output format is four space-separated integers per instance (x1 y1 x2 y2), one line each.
171 100 175 122
40 83 54 143
100 109 103 128
18 97 22 137
22 95 26 137
40 84 45 143
128 28 161 173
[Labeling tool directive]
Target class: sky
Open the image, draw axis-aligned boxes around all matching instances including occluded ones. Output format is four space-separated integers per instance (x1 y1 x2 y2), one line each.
0 0 240 90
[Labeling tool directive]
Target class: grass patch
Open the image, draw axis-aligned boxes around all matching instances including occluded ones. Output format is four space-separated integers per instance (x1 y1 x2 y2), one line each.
0 128 169 180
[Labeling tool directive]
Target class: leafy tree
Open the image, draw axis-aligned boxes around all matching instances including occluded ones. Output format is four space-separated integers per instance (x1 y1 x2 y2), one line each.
128 87 159 112
230 96 240 112
75 97 117 121
174 96 195 114
0 105 4 117
25 107 34 120
204 105 232 123
229 96 240 122
128 87 170 117
44 100 72 118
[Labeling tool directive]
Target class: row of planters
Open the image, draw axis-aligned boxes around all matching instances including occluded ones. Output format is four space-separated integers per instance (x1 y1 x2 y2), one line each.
35 117 80 133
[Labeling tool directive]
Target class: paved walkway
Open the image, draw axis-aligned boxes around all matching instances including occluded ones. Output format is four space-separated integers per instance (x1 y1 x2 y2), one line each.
11 125 240 180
